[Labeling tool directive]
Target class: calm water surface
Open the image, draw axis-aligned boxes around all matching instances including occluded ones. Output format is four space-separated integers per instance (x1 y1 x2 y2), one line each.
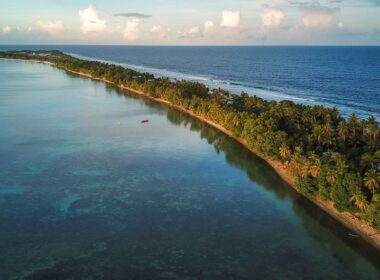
0 60 379 280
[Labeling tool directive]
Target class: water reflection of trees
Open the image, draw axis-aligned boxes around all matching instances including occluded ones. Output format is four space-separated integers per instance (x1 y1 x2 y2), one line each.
166 109 296 199
293 198 380 269
167 101 380 271
110 85 380 269
108 85 295 200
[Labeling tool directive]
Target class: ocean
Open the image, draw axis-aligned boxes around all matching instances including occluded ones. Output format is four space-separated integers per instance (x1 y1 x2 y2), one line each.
1 45 379 120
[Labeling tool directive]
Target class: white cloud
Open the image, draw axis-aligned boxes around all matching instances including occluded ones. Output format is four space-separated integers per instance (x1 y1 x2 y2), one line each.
151 25 168 38
261 5 284 27
179 25 202 39
151 25 162 33
79 5 106 34
2 26 12 33
204 21 215 33
188 26 200 34
220 10 240 28
35 20 64 35
124 20 140 41
301 6 339 29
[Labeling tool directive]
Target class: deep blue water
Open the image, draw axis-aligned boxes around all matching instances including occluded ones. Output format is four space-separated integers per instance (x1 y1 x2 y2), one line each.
0 60 380 279
1 45 379 119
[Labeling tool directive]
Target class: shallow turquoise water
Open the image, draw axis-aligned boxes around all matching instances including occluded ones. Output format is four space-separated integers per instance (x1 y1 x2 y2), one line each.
0 60 379 280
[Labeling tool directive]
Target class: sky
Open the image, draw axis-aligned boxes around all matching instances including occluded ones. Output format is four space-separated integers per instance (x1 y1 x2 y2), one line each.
0 0 380 45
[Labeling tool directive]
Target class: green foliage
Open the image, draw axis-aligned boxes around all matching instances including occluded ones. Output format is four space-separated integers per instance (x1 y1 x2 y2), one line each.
330 173 362 212
295 176 318 196
330 179 353 212
363 194 380 228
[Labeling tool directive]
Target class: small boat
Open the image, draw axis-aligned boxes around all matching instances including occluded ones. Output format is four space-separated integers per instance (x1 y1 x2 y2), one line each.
141 119 149 124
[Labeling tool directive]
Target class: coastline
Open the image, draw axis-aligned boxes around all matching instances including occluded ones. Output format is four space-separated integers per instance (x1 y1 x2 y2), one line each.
2 57 379 251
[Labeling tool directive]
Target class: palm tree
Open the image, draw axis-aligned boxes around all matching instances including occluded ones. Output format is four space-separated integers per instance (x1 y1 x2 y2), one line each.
363 169 379 194
337 121 348 142
360 151 380 175
348 113 359 145
334 155 348 177
348 113 358 132
322 123 334 146
307 153 321 178
367 116 378 134
326 170 338 185
279 144 291 161
313 125 324 146
365 116 379 149
350 191 368 210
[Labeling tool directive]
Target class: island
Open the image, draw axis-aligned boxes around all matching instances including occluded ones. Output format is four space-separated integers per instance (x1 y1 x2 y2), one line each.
1 50 379 250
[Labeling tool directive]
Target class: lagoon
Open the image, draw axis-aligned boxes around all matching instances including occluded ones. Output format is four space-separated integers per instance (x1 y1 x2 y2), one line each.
0 60 379 279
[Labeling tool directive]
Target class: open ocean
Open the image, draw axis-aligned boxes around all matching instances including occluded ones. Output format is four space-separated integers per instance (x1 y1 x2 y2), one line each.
1 45 379 119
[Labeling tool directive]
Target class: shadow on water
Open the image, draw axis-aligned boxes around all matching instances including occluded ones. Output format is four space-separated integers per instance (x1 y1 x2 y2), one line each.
108 86 294 199
109 85 380 267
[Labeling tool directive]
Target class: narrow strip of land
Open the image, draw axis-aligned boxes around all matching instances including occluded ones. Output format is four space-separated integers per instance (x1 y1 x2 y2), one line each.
1 56 379 251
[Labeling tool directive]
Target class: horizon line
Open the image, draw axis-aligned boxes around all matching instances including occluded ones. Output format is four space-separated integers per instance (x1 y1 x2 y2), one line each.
1 44 380 47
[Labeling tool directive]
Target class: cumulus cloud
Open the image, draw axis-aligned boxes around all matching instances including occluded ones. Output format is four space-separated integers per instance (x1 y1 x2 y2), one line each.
35 20 64 35
178 25 203 39
151 25 168 37
79 5 106 34
114 13 152 19
204 21 215 33
301 5 340 28
2 25 12 33
261 5 285 27
124 20 140 41
151 25 162 33
220 10 240 28
188 26 200 35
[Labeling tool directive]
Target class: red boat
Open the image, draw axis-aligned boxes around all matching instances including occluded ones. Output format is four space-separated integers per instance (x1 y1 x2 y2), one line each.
141 119 149 124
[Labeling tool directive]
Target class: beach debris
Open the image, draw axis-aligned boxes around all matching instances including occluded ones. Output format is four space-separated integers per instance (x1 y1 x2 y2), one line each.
348 233 360 238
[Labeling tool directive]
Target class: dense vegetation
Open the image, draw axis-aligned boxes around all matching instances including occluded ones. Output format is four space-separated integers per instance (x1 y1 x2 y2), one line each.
1 50 379 229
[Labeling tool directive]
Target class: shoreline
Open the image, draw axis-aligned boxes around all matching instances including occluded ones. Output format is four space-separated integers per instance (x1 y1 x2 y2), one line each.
2 57 380 251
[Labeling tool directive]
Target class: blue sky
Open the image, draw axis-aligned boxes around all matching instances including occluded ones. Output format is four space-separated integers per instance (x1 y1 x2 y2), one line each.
1 0 379 45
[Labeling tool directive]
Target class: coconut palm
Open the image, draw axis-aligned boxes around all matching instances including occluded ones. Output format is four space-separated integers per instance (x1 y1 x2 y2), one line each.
313 125 324 146
322 123 334 146
326 170 338 185
279 144 291 161
307 153 321 178
337 121 348 142
350 191 368 210
367 116 379 135
363 169 379 194
360 151 380 175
